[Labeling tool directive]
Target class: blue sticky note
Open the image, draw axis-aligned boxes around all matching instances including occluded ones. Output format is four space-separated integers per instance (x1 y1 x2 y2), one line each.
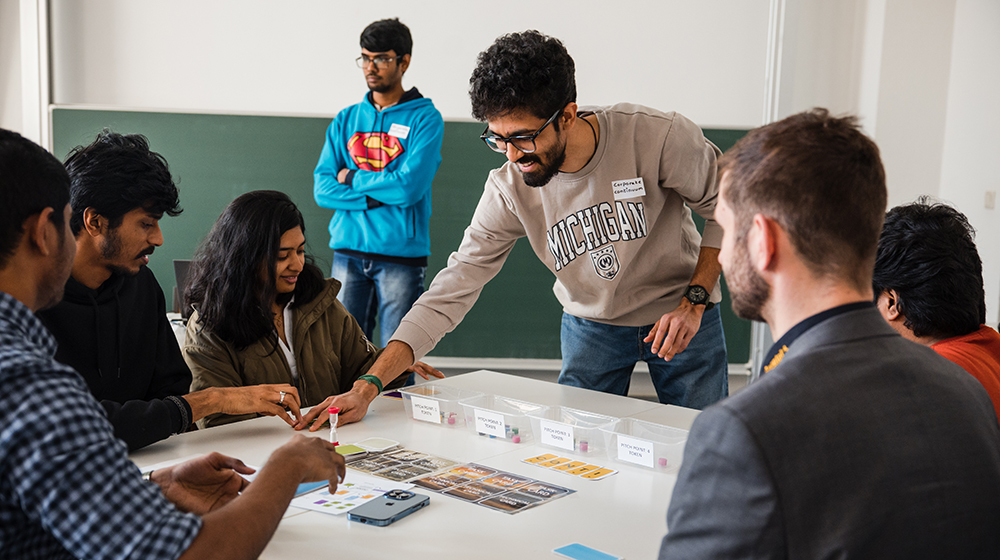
553 543 622 560
294 481 327 496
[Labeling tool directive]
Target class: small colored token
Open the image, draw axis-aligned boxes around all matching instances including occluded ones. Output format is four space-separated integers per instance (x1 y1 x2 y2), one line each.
579 441 589 452
658 457 668 468
512 435 521 443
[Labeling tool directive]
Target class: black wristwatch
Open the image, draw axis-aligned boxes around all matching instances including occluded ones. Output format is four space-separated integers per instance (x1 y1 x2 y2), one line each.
684 285 713 309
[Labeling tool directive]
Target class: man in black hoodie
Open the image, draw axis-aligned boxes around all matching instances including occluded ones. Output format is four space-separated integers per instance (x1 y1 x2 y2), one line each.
38 130 304 450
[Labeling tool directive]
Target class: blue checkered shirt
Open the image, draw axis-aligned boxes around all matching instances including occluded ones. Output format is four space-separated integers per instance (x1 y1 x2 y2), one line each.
0 291 201 559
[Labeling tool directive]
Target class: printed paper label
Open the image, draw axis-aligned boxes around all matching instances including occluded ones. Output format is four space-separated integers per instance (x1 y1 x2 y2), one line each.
539 420 575 451
617 434 654 468
409 395 441 423
388 123 411 139
474 408 506 438
612 177 646 200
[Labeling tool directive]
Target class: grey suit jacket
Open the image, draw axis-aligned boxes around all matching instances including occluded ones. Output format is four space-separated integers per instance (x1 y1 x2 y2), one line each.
659 307 1000 559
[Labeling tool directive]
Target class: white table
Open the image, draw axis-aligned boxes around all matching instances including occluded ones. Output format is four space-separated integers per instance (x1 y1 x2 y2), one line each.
130 370 700 560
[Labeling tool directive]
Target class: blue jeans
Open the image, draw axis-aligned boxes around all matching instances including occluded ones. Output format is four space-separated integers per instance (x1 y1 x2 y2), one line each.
332 253 425 385
558 306 729 409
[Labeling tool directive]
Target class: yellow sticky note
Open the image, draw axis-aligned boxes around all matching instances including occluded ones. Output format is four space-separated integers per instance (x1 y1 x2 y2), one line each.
565 464 602 475
538 457 572 468
523 454 558 464
553 461 586 472
580 468 617 480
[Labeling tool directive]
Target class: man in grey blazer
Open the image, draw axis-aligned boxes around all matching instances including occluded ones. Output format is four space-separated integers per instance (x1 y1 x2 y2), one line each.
659 109 1000 558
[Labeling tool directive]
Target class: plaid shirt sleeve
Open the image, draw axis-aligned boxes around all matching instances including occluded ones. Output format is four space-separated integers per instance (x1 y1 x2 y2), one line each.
1 293 202 559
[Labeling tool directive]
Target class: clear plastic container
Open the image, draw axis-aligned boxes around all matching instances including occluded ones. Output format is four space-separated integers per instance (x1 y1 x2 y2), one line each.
459 395 547 443
399 384 484 428
599 418 688 471
526 406 618 456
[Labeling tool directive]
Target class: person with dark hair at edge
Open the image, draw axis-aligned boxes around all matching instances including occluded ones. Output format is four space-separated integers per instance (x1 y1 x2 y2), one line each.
301 30 728 429
658 110 1000 558
38 130 306 450
183 190 440 428
873 198 1000 420
313 18 443 386
0 127 347 560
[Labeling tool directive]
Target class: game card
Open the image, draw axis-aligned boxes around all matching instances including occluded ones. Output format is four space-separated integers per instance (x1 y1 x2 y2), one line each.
478 492 542 514
411 456 460 470
538 457 573 468
374 464 432 482
412 473 471 492
443 481 506 501
523 453 559 464
553 461 587 472
480 473 531 488
449 464 497 479
580 468 617 480
517 482 572 500
565 464 602 475
348 459 391 473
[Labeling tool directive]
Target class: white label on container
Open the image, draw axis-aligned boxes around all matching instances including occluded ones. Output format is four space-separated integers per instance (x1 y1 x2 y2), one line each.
540 420 575 451
388 123 411 139
612 177 645 200
617 434 654 468
474 408 506 438
409 395 440 423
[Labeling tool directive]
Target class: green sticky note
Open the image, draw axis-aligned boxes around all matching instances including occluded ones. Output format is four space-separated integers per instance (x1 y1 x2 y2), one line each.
335 444 366 456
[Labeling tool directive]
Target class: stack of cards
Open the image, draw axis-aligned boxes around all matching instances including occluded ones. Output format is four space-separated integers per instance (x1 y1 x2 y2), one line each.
411 463 575 514
522 454 617 480
347 448 460 482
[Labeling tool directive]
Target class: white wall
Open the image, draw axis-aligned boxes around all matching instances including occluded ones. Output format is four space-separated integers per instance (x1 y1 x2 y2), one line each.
938 0 1000 326
0 0 23 132
48 0 771 127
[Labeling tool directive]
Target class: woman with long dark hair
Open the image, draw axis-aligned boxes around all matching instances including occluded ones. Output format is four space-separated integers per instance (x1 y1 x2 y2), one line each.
183 190 438 427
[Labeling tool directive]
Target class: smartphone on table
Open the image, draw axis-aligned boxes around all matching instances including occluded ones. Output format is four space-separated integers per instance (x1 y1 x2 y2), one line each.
347 489 430 526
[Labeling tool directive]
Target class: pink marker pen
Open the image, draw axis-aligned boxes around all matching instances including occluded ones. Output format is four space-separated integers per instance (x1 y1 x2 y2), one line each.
328 406 340 445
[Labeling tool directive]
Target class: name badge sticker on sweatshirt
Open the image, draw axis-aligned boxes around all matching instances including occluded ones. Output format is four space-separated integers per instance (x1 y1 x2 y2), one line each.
612 177 645 200
388 123 411 140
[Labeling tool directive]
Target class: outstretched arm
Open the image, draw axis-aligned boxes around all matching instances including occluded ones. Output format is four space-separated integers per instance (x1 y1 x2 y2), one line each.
177 435 346 560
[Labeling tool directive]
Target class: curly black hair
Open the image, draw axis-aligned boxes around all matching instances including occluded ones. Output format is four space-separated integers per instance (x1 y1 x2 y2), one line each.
872 198 985 339
64 129 182 235
469 30 576 122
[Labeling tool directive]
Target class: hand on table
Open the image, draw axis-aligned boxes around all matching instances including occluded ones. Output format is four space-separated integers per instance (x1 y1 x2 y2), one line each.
151 452 254 515
272 434 347 493
295 386 373 432
643 301 705 361
216 384 302 426
408 360 445 380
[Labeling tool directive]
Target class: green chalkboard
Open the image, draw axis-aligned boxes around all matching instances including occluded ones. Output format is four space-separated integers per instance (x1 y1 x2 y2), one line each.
51 108 750 362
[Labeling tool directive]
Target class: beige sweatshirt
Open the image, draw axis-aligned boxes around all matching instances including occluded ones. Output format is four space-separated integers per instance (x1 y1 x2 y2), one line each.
393 104 722 360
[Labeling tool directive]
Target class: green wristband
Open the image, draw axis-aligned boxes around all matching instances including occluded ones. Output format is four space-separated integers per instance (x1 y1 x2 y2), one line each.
358 374 383 393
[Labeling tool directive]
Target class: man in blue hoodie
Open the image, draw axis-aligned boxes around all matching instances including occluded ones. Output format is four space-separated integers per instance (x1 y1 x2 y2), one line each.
314 18 444 385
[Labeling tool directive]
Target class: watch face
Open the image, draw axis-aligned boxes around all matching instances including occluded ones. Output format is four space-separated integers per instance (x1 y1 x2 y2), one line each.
685 285 709 305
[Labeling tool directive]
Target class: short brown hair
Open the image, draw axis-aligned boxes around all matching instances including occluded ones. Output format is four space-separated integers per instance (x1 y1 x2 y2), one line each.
719 108 887 290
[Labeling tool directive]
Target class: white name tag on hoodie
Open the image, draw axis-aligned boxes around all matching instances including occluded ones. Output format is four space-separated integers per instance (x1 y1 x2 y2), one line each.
388 123 411 139
612 177 645 200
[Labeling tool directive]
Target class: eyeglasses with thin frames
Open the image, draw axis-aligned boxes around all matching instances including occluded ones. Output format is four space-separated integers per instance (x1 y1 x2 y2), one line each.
480 108 562 154
356 55 401 69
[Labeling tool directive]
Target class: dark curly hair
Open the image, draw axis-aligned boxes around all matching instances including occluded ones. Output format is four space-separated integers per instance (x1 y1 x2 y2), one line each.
185 190 326 350
64 129 182 235
872 198 985 339
469 30 576 122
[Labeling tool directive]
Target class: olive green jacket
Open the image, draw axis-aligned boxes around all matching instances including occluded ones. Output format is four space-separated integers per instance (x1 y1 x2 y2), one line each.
183 278 385 427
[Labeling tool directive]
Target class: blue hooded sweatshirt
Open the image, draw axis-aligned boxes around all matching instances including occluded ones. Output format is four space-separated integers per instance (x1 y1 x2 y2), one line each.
314 88 444 260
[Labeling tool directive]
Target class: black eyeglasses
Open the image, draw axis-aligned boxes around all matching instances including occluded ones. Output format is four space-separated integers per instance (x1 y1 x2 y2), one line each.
480 108 562 154
356 55 401 69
